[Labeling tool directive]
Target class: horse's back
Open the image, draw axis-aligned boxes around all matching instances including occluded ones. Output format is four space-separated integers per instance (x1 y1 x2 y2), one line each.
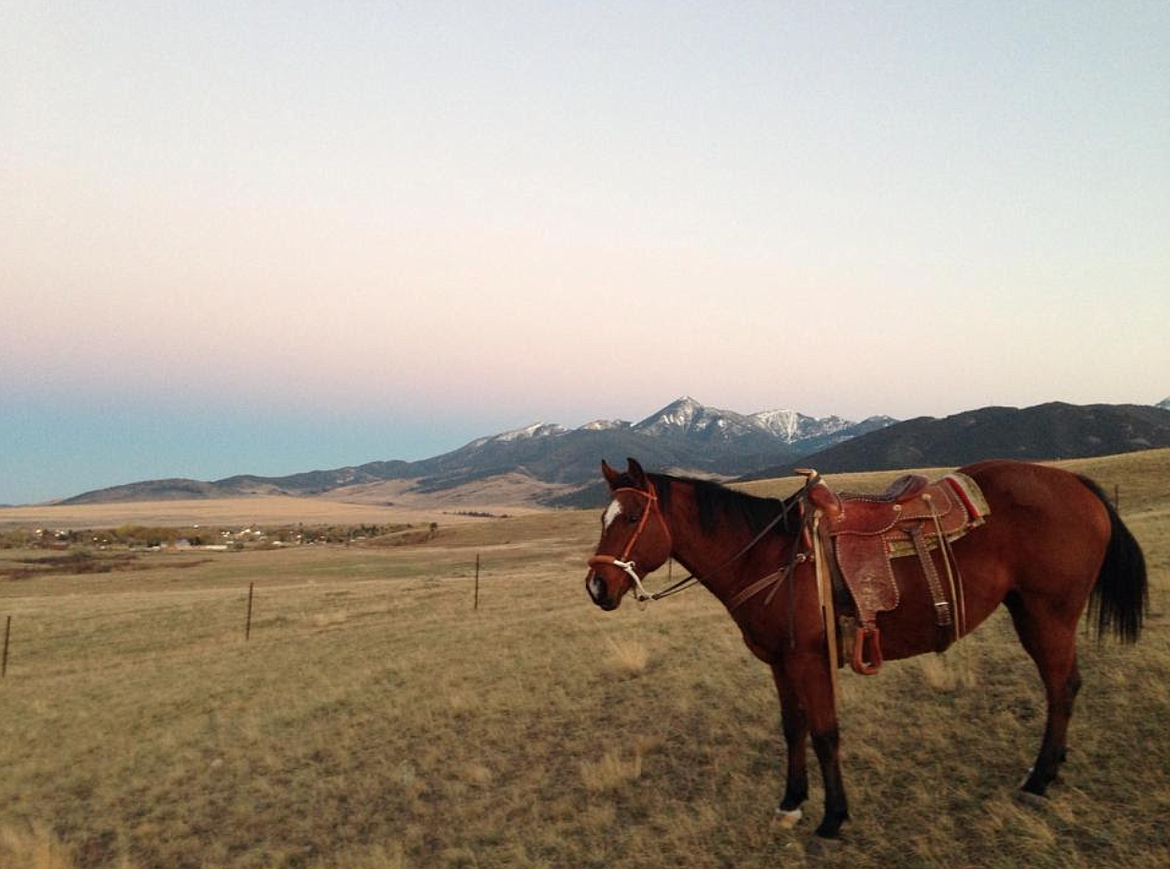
957 459 1111 592
960 459 1110 535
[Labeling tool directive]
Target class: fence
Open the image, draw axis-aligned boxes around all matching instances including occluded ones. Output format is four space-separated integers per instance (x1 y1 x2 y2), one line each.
0 552 507 682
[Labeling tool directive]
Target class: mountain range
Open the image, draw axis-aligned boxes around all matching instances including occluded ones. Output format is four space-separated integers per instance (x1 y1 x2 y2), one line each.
60 397 892 506
58 397 1170 509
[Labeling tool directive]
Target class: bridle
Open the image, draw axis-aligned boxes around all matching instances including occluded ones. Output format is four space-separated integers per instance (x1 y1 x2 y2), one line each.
587 484 673 603
587 476 818 607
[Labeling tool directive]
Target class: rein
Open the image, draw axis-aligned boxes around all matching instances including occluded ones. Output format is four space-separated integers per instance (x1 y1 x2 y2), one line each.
588 476 818 607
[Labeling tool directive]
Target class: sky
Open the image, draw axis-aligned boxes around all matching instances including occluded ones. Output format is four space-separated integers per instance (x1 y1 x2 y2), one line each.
2 1 1168 504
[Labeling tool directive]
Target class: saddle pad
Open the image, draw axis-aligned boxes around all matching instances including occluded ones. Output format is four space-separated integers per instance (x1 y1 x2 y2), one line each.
943 472 990 521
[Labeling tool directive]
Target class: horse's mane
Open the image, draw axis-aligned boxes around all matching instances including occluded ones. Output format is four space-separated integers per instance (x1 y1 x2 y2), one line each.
644 473 797 536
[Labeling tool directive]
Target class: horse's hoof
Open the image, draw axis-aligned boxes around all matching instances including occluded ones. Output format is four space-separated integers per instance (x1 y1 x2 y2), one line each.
1019 766 1051 796
774 807 803 829
1018 765 1033 789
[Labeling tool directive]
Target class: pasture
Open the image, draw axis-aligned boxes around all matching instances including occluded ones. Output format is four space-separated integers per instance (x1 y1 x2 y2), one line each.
1 452 1168 869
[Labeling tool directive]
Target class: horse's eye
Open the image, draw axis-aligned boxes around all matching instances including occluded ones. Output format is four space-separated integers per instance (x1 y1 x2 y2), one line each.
626 512 642 524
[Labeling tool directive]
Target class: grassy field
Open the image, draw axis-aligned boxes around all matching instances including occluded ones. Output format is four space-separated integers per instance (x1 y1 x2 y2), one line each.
0 496 530 532
1 451 1167 868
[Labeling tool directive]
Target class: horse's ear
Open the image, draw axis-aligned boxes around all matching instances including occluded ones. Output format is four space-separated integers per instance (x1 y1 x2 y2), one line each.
601 460 622 488
626 458 647 488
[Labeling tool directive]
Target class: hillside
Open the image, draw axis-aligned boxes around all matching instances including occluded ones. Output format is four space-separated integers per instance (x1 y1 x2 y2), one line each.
741 402 1170 480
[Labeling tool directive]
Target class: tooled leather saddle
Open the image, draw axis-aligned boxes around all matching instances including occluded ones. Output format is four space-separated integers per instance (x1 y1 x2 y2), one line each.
807 471 990 675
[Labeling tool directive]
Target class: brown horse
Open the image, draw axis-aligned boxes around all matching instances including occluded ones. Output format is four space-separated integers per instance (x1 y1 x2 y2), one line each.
584 458 1147 838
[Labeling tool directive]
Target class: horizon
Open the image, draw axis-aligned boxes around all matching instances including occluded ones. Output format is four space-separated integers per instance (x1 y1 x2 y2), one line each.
6 393 1169 506
3 3 1168 504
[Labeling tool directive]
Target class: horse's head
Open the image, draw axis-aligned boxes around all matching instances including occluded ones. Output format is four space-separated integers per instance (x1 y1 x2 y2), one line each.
585 458 672 610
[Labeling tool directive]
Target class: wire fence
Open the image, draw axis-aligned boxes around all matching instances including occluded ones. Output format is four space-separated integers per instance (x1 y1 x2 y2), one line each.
0 550 530 683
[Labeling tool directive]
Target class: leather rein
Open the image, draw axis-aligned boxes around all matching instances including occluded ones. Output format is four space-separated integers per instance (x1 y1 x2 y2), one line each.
587 476 818 608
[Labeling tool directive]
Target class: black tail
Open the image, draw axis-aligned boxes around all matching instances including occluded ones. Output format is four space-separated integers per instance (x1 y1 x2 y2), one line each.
1079 476 1148 643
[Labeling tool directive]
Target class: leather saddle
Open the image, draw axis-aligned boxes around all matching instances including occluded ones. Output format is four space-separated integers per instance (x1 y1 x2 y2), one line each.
806 471 989 674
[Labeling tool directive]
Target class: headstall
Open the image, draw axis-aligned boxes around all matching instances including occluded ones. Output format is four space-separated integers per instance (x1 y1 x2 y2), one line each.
586 484 674 603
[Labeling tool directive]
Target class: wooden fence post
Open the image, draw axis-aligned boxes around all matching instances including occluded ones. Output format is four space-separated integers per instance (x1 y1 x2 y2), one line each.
245 582 254 641
474 554 480 611
1 615 10 679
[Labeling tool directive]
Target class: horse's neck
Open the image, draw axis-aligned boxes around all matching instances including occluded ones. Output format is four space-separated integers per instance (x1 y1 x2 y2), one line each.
664 484 789 604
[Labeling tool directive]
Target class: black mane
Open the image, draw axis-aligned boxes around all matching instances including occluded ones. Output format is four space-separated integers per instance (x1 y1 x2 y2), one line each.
649 473 798 536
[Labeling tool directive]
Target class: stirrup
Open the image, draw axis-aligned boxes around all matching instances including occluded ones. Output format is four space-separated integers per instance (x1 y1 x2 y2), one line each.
851 626 883 675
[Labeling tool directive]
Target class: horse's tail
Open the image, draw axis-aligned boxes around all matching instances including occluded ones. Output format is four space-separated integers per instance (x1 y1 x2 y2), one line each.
1079 475 1147 644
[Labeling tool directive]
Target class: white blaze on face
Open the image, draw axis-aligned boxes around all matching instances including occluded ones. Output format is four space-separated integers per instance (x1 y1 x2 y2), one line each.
603 498 623 530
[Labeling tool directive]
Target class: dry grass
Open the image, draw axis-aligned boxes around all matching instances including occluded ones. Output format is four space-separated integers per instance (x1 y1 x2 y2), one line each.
918 650 979 693
604 637 650 676
0 451 1167 869
326 472 574 510
0 494 535 531
0 824 78 869
580 749 644 791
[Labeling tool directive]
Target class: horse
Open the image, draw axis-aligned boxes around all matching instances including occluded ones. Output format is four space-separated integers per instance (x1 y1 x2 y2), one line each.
584 457 1147 839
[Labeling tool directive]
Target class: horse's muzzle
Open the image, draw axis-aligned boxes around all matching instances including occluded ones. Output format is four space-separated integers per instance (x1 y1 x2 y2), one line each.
586 571 617 610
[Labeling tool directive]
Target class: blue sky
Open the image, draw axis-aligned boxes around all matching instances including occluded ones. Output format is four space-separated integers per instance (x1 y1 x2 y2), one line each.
2 2 1168 503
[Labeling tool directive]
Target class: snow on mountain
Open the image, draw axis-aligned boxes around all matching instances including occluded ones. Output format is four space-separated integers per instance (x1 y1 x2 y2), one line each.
749 408 812 441
1157 397 1170 411
490 423 568 442
753 409 900 444
633 396 766 441
462 423 568 450
856 415 899 429
749 408 861 443
579 419 631 431
626 396 897 448
633 396 706 433
464 399 893 452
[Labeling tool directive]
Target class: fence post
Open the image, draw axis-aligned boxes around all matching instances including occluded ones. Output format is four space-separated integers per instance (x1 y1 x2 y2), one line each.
1 615 10 679
245 582 254 641
474 554 480 611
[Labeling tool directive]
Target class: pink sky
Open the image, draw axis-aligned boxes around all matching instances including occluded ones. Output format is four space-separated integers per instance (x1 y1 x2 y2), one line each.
2 2 1168 503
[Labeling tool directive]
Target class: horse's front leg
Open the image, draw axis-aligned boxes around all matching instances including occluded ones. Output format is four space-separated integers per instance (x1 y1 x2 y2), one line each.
787 651 849 838
770 664 808 827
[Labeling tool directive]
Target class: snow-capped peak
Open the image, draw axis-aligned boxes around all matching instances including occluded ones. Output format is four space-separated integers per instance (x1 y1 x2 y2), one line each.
634 397 768 441
750 409 809 440
750 408 857 443
579 419 631 431
634 396 706 431
492 422 567 442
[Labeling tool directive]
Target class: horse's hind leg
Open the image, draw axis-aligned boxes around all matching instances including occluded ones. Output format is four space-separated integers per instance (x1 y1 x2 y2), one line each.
1005 592 1083 795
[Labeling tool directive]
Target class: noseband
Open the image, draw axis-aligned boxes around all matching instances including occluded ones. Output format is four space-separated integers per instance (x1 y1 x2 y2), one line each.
587 484 673 602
